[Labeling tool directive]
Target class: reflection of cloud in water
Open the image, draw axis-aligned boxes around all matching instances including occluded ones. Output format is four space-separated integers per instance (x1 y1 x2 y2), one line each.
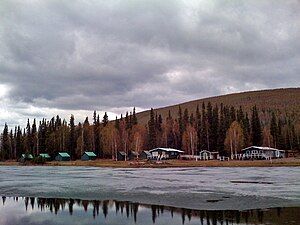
0 197 299 225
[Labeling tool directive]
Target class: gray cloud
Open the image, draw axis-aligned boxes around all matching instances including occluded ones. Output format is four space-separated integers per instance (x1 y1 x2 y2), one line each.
0 0 300 128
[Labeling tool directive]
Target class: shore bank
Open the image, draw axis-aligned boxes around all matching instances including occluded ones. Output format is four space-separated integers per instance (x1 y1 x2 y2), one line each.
0 157 300 168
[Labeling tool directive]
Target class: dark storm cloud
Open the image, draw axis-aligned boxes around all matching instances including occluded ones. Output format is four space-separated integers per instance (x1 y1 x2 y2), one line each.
0 0 300 123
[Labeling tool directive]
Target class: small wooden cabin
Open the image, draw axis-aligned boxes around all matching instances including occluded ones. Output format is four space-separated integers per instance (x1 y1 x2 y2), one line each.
241 146 285 159
149 148 184 160
81 152 97 161
286 150 298 158
140 151 152 160
128 151 139 160
117 151 127 161
20 153 34 162
55 152 71 161
39 153 51 161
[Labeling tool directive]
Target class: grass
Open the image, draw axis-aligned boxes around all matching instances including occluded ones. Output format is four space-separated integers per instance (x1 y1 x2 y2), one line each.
1 158 300 168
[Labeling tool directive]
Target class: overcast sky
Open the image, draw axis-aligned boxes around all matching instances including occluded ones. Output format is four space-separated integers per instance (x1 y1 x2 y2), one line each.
0 0 300 130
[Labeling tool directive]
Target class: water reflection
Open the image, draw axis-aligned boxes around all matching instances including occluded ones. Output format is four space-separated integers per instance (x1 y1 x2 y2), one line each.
0 196 299 225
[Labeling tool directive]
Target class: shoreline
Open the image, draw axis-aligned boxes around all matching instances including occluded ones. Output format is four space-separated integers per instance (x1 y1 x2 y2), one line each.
0 158 300 168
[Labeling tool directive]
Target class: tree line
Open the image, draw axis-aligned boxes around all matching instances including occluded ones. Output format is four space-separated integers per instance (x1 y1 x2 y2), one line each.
1 103 299 160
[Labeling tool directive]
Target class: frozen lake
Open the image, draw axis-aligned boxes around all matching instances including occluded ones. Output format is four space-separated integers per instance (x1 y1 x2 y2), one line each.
0 166 299 210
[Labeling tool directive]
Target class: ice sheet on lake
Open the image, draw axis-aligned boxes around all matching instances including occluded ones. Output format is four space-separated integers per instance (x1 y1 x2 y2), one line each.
0 166 299 210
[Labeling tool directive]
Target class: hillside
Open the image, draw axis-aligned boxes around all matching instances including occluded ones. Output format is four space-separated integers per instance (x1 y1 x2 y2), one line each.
136 88 300 124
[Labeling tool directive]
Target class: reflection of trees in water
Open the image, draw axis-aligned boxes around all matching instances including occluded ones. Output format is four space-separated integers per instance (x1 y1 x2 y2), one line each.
1 196 299 225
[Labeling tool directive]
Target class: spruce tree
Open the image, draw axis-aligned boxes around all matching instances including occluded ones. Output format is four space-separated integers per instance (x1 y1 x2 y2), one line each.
251 106 262 146
206 102 213 151
148 108 156 149
69 115 76 159
243 113 251 147
132 107 138 125
93 111 101 157
102 112 109 127
270 112 278 148
183 108 189 128
26 119 31 153
31 119 37 155
211 105 219 151
178 106 184 135
217 104 226 154
115 116 120 130
201 102 208 150
196 105 202 152
16 126 22 158
1 123 10 160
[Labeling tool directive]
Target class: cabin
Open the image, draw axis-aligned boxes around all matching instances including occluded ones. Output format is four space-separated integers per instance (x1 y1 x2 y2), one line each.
140 151 152 160
81 152 97 161
20 154 34 162
241 146 285 159
117 151 127 161
149 148 184 160
55 152 71 161
199 150 219 160
128 151 139 160
286 150 298 158
39 153 51 161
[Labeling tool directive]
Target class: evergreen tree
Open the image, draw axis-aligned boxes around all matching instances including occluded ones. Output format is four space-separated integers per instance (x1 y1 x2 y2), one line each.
178 106 184 135
148 108 156 149
83 117 92 153
132 107 138 125
97 115 103 157
211 105 219 151
217 104 226 154
195 105 202 152
270 112 278 148
115 116 120 130
183 108 189 128
102 112 109 127
31 119 37 155
93 111 101 157
69 115 76 159
201 102 208 150
242 113 251 147
251 106 262 146
26 119 31 153
206 102 213 151
1 123 10 160
16 126 22 158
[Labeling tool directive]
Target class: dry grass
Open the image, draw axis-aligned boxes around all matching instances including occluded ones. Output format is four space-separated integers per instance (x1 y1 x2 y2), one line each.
1 158 300 168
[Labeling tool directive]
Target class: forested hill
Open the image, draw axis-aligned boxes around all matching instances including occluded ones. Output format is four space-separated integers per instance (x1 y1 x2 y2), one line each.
1 87 299 161
136 88 300 125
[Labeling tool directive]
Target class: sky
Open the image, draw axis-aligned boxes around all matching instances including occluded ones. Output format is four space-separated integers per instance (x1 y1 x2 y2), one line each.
0 0 300 130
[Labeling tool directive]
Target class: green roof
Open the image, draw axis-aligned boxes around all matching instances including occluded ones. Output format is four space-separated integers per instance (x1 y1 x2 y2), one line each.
58 152 70 158
21 154 33 159
84 152 97 157
39 153 51 158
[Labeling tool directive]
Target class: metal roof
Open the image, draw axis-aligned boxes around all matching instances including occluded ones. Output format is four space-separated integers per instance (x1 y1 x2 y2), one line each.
142 150 151 155
84 152 97 157
118 151 127 156
241 146 284 152
58 152 70 157
39 153 50 158
21 154 33 159
199 150 219 154
149 148 184 153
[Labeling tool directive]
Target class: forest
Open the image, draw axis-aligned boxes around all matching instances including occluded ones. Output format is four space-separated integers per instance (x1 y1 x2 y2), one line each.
0 102 299 161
